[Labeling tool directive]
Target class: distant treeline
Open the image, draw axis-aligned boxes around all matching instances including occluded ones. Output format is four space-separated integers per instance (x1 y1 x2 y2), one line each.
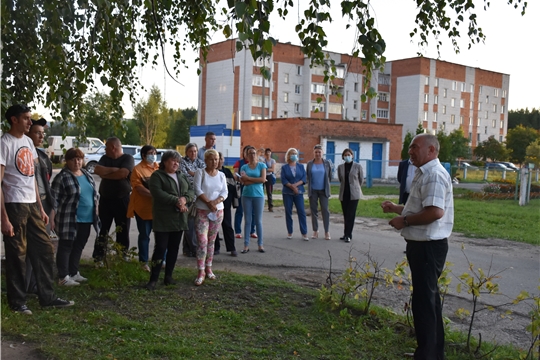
508 108 539 130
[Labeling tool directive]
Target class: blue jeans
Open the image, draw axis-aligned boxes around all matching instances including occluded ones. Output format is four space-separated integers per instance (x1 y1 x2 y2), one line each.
242 196 264 247
234 195 256 235
135 213 153 263
283 193 307 235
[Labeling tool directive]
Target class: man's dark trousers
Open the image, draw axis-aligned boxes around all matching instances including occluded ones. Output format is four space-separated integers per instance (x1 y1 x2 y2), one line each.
93 195 131 260
406 239 448 360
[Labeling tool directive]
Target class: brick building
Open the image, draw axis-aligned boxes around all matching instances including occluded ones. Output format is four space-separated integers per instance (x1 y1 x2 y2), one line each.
197 39 510 177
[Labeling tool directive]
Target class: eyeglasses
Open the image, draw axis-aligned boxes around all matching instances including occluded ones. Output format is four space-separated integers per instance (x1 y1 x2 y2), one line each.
32 131 45 136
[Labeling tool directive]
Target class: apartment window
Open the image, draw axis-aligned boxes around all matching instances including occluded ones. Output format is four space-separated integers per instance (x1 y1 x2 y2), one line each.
442 122 446 131
450 114 455 124
485 95 489 103
252 76 269 87
479 86 483 94
460 99 464 108
470 84 474 93
424 111 428 121
435 78 439 87
353 117 358 121
311 102 325 112
377 109 389 118
493 104 497 113
379 92 389 102
502 90 507 98
451 98 455 107
494 89 499 97
296 66 302 76
425 77 429 85
311 83 325 94
442 105 446 114
353 100 358 110
361 110 367 120
500 120 504 129
283 111 289 117
251 95 270 107
477 133 480 142
295 85 301 94
485 126 488 134
499 135 503 142
469 132 472 141
434 113 438 122
283 92 289 103
378 74 390 85
501 105 505 114
354 82 359 92
485 111 488 119
443 88 447 98
461 82 465 92
478 102 482 111
284 73 289 84
470 101 473 109
460 116 464 125
492 119 496 128
346 90 349 101
294 103 301 113
424 94 429 103
452 81 457 90
434 95 438 104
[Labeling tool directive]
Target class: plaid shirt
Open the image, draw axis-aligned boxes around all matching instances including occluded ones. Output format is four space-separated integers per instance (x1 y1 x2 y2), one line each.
180 156 206 186
51 168 101 241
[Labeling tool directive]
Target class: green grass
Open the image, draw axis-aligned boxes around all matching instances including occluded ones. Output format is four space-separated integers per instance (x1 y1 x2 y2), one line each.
1 262 524 359
327 198 540 245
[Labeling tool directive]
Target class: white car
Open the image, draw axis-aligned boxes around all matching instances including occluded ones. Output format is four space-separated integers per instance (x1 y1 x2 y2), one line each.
132 149 170 166
84 145 141 173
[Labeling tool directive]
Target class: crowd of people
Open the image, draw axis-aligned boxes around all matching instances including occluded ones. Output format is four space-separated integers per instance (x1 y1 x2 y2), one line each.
2 103 454 359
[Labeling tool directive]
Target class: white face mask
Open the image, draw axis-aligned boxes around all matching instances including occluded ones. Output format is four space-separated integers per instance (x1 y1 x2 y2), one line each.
344 155 353 163
146 154 157 163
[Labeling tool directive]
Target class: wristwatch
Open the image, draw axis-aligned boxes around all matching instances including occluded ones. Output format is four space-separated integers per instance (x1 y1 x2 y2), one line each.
403 216 409 227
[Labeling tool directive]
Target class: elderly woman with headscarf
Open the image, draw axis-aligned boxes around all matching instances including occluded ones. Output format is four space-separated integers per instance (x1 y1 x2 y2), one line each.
146 151 195 290
280 148 308 241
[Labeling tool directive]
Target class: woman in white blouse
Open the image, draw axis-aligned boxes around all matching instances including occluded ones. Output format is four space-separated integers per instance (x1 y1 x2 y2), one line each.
193 149 228 286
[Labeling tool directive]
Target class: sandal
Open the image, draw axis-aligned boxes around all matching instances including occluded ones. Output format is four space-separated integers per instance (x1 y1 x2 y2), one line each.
206 273 216 280
311 231 318 239
194 276 205 286
325 233 331 240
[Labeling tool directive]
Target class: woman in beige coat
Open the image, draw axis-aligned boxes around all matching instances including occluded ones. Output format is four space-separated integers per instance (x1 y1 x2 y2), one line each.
337 148 364 243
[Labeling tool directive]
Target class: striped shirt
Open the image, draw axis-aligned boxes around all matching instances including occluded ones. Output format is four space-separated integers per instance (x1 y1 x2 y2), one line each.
401 158 454 241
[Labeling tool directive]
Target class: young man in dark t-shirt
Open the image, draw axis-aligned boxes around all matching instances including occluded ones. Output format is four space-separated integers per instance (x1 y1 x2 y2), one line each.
92 137 134 263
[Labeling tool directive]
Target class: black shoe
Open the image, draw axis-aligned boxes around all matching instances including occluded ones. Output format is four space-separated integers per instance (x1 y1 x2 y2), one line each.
11 304 32 315
145 281 157 290
164 277 176 286
339 236 346 241
345 237 351 243
230 251 238 257
43 298 74 308
214 250 220 255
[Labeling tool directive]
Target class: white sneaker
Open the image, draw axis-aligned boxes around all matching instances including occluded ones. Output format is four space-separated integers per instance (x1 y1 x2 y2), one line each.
58 275 80 286
71 272 87 282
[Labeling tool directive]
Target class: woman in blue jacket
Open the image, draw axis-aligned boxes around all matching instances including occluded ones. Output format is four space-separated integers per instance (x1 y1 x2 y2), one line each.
280 148 308 240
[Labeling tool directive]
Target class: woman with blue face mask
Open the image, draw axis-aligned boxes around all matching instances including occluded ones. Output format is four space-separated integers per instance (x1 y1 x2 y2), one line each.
280 148 308 240
306 144 333 240
127 145 159 271
337 148 364 243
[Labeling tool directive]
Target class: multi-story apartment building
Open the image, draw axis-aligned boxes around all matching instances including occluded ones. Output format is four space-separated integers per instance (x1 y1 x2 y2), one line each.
198 39 509 149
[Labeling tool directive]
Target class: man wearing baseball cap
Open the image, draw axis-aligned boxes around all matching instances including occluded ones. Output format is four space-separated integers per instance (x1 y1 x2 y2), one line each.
25 117 56 294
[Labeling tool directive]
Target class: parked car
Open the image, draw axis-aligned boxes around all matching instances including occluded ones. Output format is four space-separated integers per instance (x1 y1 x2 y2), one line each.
459 162 478 170
132 149 169 166
497 161 518 171
84 145 141 173
485 162 508 170
46 135 104 163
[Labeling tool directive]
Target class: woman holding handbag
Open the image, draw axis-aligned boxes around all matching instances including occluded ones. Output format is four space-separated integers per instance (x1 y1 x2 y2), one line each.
193 150 228 285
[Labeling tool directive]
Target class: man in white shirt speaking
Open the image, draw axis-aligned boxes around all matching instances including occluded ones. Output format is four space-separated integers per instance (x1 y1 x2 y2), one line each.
381 133 454 360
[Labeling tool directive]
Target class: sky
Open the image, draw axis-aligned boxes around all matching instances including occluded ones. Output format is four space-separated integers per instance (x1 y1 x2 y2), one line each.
38 0 540 119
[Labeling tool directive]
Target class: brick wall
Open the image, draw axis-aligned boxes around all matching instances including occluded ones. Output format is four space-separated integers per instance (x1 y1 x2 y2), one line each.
240 117 403 161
